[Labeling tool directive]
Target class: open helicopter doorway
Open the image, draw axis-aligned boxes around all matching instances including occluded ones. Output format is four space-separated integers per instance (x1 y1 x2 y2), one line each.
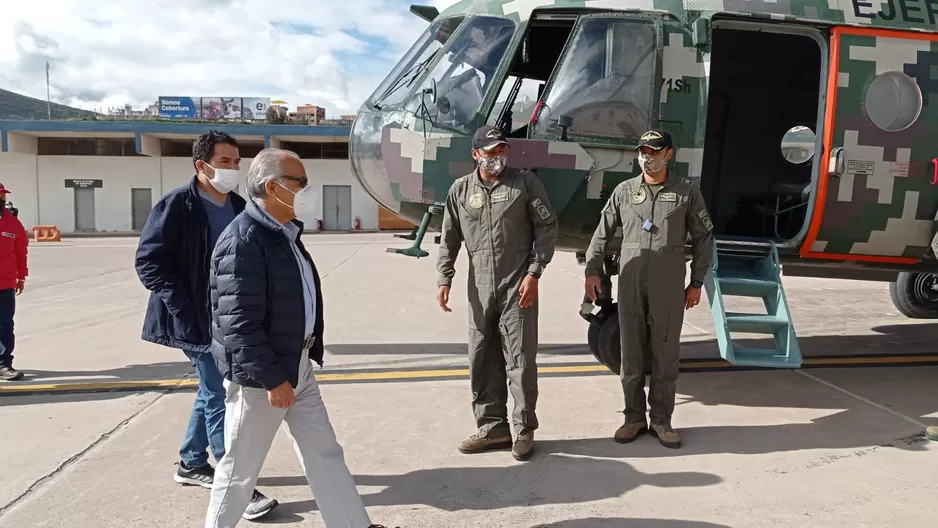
699 20 826 244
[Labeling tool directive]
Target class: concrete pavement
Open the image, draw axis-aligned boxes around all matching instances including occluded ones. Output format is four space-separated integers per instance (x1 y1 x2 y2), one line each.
0 234 936 527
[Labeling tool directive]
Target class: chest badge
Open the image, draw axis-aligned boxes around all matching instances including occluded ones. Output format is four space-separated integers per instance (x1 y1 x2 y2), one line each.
468 193 485 209
629 188 647 205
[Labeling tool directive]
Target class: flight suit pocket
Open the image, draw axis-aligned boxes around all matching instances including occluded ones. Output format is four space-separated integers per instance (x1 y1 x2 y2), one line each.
499 312 525 370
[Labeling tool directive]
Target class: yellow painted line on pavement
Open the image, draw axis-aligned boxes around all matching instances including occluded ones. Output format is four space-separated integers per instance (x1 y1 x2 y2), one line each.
3 354 938 396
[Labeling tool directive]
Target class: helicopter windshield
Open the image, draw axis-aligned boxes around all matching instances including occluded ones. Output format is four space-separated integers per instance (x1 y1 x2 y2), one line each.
406 15 516 131
534 17 657 141
369 15 466 108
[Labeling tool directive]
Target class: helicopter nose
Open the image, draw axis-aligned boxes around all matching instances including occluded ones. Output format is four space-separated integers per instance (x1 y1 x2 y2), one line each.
349 109 400 215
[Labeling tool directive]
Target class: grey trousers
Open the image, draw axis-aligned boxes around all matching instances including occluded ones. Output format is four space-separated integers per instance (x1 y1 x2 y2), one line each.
204 351 371 528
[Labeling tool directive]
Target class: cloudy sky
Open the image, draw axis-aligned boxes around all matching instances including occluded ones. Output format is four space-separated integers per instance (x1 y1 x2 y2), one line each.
0 0 458 118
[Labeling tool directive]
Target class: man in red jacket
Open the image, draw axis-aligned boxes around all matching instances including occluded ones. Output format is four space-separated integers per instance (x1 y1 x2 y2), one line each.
0 183 27 381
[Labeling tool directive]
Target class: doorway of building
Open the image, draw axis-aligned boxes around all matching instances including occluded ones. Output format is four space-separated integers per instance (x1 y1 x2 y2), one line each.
131 188 153 231
322 185 352 231
74 187 96 232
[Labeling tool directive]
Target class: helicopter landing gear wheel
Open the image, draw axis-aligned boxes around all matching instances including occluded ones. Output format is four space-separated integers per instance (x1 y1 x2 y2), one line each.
889 271 938 319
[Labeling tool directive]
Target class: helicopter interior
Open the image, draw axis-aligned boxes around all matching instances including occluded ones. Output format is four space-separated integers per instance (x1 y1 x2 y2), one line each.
699 23 823 243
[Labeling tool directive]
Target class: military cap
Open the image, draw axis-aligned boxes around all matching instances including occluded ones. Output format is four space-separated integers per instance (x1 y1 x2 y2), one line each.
472 125 510 152
636 129 673 151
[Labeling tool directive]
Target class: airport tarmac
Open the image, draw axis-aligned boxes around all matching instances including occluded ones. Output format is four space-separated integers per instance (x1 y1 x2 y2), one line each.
0 233 935 528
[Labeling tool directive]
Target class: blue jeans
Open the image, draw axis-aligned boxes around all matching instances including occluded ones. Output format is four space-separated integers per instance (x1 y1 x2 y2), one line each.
180 349 226 469
0 288 15 367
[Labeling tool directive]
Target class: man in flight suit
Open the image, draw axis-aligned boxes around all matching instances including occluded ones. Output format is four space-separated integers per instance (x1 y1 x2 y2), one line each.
436 125 558 461
583 130 714 449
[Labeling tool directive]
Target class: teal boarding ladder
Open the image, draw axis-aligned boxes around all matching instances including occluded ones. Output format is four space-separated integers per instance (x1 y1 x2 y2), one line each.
703 240 803 368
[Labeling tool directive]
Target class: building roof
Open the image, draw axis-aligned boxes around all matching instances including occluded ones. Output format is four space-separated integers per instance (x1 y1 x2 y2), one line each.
0 119 353 154
0 119 350 140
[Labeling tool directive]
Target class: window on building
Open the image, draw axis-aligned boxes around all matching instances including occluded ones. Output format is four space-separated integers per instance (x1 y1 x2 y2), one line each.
38 137 139 156
280 141 349 159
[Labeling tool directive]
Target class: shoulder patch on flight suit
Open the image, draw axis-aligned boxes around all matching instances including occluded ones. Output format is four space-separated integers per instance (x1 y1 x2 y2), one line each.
659 192 677 202
532 198 551 219
629 187 647 204
468 193 485 209
698 208 714 231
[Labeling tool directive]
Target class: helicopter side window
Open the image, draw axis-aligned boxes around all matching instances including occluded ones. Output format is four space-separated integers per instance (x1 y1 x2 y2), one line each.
406 16 516 131
368 15 466 109
533 17 658 142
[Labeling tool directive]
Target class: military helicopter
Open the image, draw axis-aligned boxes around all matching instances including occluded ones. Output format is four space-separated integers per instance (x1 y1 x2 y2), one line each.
349 0 938 373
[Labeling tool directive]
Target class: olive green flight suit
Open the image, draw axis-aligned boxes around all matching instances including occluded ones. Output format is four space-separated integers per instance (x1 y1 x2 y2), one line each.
437 167 558 437
584 174 714 426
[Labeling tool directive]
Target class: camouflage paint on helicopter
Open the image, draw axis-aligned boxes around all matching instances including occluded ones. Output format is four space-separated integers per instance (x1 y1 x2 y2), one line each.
361 0 938 265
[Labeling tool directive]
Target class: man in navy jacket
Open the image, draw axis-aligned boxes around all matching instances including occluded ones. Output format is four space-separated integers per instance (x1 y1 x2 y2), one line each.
134 130 276 520
204 148 390 528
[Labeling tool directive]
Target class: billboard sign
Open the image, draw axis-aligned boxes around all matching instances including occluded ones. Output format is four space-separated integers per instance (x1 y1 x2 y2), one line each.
242 98 271 120
158 97 199 119
157 96 272 121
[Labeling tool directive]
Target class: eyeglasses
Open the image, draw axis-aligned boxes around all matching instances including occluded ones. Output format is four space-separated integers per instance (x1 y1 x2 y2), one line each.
282 175 308 188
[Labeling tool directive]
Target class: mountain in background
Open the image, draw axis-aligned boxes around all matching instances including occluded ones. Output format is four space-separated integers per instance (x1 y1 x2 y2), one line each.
0 88 99 120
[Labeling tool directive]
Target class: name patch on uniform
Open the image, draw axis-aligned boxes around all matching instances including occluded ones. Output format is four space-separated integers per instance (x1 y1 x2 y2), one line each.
468 193 485 209
491 190 510 203
0 232 14 238
698 209 714 231
659 192 677 202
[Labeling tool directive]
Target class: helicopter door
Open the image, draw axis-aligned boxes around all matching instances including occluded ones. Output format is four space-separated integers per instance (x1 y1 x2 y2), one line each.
802 26 938 264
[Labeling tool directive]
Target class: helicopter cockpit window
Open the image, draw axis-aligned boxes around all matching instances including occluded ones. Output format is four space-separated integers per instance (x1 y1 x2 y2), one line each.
487 76 543 135
406 16 516 130
533 18 657 141
368 15 465 109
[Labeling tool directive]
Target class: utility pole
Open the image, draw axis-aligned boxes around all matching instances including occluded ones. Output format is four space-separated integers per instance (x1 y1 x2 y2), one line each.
45 61 51 120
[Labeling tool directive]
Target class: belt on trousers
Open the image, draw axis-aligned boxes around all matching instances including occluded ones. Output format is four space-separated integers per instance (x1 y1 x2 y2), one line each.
302 335 316 350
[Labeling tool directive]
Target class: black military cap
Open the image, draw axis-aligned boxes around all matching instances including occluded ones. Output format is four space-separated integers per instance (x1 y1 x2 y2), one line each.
472 125 510 152
636 129 673 151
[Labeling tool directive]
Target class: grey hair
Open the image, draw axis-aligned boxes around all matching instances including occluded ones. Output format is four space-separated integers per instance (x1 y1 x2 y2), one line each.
244 148 301 202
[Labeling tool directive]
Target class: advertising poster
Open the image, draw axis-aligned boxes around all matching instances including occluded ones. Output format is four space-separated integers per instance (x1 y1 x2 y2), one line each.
200 97 243 120
158 96 199 118
242 97 272 121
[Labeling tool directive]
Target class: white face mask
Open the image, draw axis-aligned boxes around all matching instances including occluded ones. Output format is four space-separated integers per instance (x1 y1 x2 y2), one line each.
203 163 241 193
275 182 319 221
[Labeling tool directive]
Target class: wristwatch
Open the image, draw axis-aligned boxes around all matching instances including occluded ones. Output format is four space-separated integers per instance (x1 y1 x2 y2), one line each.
690 280 703 289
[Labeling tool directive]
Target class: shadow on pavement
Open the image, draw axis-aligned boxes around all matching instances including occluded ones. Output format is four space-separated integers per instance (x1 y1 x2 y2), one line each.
324 323 938 359
531 519 731 528
257 454 721 516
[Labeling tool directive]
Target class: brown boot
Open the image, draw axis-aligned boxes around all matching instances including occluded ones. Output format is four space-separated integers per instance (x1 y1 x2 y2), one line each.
512 429 535 461
649 422 681 449
457 430 512 454
613 421 648 444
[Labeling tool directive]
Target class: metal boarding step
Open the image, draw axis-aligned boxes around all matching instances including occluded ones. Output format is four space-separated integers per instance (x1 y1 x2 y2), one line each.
703 240 803 368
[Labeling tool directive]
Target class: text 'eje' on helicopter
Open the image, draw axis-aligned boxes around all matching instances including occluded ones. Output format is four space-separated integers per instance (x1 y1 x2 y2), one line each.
348 0 938 372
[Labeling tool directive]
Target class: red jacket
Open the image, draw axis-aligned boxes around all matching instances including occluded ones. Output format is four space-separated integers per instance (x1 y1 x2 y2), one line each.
0 211 28 290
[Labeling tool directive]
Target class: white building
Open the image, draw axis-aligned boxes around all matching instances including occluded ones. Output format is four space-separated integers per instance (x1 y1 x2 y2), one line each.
0 120 398 234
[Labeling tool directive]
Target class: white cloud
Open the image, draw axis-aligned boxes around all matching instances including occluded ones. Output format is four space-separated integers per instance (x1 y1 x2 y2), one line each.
0 0 461 118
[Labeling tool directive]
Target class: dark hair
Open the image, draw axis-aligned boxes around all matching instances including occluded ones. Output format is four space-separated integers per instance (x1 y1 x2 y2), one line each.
192 130 239 169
